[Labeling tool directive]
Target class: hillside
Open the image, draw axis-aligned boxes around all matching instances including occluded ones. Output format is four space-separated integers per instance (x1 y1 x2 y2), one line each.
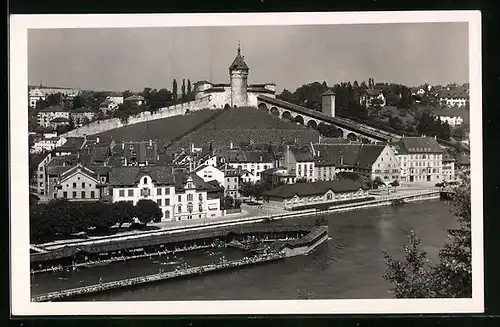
170 106 320 150
94 109 221 148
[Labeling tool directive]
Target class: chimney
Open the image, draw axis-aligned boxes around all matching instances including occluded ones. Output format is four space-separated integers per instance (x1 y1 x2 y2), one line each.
122 141 124 150
96 135 100 144
145 160 148 166
340 156 344 166
259 154 263 162
230 141 233 150
124 156 127 166
191 143 194 153
157 154 160 161
150 139 152 147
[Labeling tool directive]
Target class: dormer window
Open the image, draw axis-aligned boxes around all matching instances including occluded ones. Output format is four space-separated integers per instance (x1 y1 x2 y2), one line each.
143 177 147 184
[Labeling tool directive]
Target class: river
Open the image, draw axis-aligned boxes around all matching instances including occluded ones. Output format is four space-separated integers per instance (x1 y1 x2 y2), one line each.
31 199 458 300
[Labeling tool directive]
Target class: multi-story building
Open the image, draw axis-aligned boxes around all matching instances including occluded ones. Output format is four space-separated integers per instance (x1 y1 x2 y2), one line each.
311 142 400 183
283 146 315 182
46 163 111 201
392 136 444 183
71 108 96 127
110 140 159 167
261 167 297 188
435 108 468 127
49 117 71 130
124 95 145 106
218 146 275 183
99 100 119 113
359 89 386 107
29 152 52 195
438 90 469 108
109 166 222 222
442 153 456 182
29 88 46 108
37 106 70 128
30 136 67 154
106 92 124 104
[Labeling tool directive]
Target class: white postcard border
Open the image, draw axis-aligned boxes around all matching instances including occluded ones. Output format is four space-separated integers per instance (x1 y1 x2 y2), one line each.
9 11 483 315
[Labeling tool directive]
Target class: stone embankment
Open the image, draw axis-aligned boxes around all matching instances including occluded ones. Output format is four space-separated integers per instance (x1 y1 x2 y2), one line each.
62 96 211 138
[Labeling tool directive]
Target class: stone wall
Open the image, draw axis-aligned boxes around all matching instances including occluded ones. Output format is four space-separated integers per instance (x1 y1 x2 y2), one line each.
62 96 212 137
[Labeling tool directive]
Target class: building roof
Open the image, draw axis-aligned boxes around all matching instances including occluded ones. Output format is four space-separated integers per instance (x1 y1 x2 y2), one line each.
290 147 315 162
124 95 145 101
99 99 117 106
29 88 45 97
29 153 50 175
396 137 444 154
261 167 296 177
263 179 368 199
228 44 249 71
322 90 336 96
111 141 158 165
53 137 85 153
363 89 382 97
39 106 66 113
109 166 174 187
220 149 274 163
313 143 386 169
108 92 123 97
438 88 469 99
247 86 275 94
204 87 227 93
49 117 70 123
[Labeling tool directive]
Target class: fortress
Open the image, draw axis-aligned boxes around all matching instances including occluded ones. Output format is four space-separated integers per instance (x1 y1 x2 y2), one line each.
194 43 277 108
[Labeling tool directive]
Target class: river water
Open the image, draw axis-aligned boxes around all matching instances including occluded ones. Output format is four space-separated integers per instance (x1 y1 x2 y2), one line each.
31 200 457 300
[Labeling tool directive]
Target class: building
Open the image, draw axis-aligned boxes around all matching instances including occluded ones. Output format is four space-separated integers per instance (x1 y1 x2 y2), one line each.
29 152 52 195
49 117 71 130
283 146 316 182
99 100 119 113
106 92 124 104
442 153 456 182
261 167 297 188
194 44 276 109
438 89 469 108
124 95 145 106
435 107 469 127
262 179 371 211
71 108 96 127
53 137 85 156
46 163 111 201
359 89 386 107
391 136 444 183
218 144 275 183
175 171 222 220
37 106 70 128
109 166 176 221
311 142 400 183
110 140 159 167
31 85 81 97
29 88 46 108
31 136 67 154
194 164 225 188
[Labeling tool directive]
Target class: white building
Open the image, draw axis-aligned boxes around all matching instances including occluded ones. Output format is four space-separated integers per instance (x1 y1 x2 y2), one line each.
435 108 468 127
442 153 456 182
218 146 275 183
99 100 119 113
106 92 124 104
29 88 46 108
109 166 221 222
29 152 52 195
31 136 67 154
283 146 316 182
37 106 70 128
391 137 443 183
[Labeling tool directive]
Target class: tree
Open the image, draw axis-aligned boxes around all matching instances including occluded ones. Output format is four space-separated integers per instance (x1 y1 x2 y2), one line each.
224 195 234 209
122 90 133 100
113 201 136 228
390 179 400 192
134 199 162 225
239 182 254 198
172 79 178 101
72 96 83 110
47 93 63 106
373 176 385 189
187 79 192 97
383 174 471 298
181 79 186 101
234 199 242 209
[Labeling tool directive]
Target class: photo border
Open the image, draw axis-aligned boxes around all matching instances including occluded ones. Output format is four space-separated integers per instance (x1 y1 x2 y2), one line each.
9 11 483 316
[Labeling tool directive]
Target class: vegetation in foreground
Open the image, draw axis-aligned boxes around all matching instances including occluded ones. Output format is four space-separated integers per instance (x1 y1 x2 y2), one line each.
383 172 471 298
30 199 162 244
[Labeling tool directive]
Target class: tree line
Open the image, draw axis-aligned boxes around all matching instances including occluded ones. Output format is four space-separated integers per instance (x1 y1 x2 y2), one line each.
30 199 163 243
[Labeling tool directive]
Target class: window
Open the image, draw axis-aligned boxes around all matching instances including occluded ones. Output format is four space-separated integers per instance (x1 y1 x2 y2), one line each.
165 210 170 219
119 190 125 197
39 166 43 172
165 188 170 195
53 193 57 199
143 177 147 184
39 182 43 187
91 191 95 198
157 188 162 195
157 199 162 206
128 189 134 196
82 182 85 188
165 199 170 206
234 178 237 182
327 193 333 200
73 182 77 188
178 195 182 202
63 191 67 198
81 191 86 198
199 193 203 201
39 174 43 178
72 191 77 198
187 194 193 201
199 204 203 212
178 205 182 213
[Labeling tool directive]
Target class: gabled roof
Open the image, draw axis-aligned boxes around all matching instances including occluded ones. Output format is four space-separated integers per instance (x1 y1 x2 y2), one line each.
312 143 386 169
54 137 85 153
124 95 145 101
220 149 274 163
109 166 174 186
29 153 50 175
59 164 99 183
263 179 368 199
29 88 45 97
290 147 314 162
397 137 443 154
100 100 117 106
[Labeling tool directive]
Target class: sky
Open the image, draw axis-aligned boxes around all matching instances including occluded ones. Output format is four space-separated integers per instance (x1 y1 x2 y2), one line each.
28 23 469 93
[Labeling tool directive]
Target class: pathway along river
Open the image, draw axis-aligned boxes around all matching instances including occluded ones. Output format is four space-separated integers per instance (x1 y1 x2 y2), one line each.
31 199 458 300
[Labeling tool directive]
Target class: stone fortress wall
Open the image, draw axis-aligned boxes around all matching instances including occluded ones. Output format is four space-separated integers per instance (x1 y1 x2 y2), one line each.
62 96 212 138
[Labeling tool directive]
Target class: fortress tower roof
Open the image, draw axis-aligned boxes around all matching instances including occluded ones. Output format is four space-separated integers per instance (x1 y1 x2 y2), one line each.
229 42 249 71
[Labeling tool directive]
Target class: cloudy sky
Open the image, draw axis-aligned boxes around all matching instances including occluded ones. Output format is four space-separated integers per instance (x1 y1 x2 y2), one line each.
28 23 469 93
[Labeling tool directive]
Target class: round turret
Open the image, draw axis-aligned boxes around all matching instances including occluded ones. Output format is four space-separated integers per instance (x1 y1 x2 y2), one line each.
229 43 249 107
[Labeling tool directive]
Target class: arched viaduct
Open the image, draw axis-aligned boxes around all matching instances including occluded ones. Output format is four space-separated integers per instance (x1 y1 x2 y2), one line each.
256 95 394 144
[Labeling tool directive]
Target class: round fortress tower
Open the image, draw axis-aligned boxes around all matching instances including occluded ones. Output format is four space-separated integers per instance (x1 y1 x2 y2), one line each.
229 43 249 107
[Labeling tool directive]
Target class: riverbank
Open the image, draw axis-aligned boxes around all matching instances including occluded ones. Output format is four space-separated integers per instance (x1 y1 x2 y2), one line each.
34 189 440 252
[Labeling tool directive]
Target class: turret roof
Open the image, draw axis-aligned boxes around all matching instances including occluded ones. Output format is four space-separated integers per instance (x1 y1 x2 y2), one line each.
229 43 249 71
